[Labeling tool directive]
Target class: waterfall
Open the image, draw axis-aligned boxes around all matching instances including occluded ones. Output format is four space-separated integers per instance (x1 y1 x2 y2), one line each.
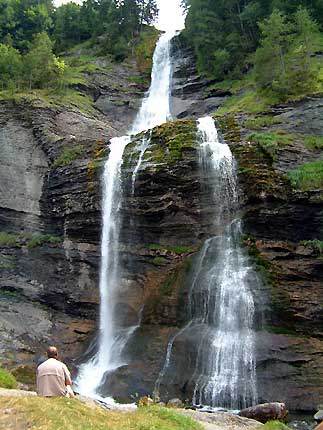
76 27 177 402
155 117 258 409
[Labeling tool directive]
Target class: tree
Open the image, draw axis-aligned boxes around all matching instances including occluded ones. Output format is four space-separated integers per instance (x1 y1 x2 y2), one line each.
286 7 321 94
53 2 82 51
23 32 66 89
0 43 22 90
254 9 291 95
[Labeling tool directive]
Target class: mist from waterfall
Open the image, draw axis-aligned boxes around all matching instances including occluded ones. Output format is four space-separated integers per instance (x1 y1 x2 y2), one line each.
155 117 258 409
76 27 177 403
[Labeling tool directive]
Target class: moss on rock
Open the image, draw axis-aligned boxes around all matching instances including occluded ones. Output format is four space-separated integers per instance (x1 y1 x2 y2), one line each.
144 120 197 165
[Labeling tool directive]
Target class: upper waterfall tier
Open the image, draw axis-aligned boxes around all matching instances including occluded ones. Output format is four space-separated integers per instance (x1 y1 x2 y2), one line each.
131 31 175 135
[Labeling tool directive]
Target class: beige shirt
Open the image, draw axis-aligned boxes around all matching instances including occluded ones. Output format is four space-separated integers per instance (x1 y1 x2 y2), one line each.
37 358 72 397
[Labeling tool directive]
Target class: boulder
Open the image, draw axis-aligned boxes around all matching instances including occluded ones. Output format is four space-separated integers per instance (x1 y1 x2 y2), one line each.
315 410 323 421
239 402 288 423
315 422 323 430
167 398 184 408
137 396 154 407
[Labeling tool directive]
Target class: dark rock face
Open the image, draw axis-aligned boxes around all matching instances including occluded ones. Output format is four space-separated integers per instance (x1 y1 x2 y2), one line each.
0 44 322 413
216 113 323 411
0 56 147 371
170 36 228 120
239 402 288 423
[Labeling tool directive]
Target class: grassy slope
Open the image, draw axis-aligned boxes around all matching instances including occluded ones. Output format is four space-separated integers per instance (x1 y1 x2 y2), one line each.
0 397 201 430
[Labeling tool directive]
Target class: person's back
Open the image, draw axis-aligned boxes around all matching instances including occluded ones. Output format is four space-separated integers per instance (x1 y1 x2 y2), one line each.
37 346 73 397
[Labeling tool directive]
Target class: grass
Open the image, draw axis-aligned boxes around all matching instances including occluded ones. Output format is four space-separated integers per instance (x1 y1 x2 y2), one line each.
215 89 280 116
152 257 168 266
302 135 323 151
300 239 323 255
0 231 62 249
262 420 290 430
0 88 98 117
0 232 19 247
0 398 201 430
149 244 193 255
0 367 18 389
287 160 323 190
53 145 84 167
247 131 294 162
244 115 283 130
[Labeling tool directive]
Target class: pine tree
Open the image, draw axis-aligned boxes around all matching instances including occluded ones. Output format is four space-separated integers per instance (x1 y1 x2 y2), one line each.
285 7 321 94
0 43 22 90
254 9 291 95
24 32 65 89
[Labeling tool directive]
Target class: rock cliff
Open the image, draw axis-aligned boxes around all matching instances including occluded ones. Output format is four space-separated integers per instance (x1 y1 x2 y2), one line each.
0 42 322 412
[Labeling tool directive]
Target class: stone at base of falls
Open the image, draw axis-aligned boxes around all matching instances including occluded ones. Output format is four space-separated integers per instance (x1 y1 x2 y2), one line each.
239 403 288 423
177 409 263 429
0 388 36 397
314 409 323 421
137 396 154 407
167 398 184 408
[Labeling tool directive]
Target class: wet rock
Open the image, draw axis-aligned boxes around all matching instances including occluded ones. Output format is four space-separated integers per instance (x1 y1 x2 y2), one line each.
167 398 183 408
239 402 288 423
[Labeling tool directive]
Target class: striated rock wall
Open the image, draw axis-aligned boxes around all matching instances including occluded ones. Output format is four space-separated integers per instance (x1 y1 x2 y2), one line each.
0 44 322 412
0 56 147 373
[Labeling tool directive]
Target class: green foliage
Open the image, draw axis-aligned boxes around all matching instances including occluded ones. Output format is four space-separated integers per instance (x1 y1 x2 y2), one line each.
216 89 280 116
262 420 290 430
53 145 84 167
0 367 18 389
134 26 160 76
160 272 177 296
24 32 67 90
26 234 62 249
149 244 192 254
11 366 35 385
0 0 53 51
300 239 323 254
0 44 22 91
0 31 68 92
287 160 323 190
183 1 323 99
152 257 168 266
247 131 293 161
0 231 61 249
242 235 275 285
254 7 322 99
0 232 19 247
244 115 283 130
302 135 323 150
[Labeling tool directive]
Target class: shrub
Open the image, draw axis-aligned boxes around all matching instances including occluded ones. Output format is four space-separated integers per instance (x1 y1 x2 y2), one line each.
0 232 19 247
287 161 323 190
300 239 323 255
248 131 292 162
0 367 18 389
53 145 84 167
27 234 62 249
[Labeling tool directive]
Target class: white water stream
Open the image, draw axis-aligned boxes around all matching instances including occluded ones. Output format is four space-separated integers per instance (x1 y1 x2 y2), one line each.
76 26 177 403
155 117 258 409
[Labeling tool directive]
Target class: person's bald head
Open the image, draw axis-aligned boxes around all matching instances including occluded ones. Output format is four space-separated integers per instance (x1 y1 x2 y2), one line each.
47 346 58 359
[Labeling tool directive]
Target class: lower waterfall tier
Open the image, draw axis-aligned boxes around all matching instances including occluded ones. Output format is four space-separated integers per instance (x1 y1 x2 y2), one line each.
0 103 322 410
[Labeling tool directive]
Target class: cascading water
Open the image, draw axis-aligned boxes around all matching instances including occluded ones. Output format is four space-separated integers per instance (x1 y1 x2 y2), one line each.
76 24 178 402
155 117 258 409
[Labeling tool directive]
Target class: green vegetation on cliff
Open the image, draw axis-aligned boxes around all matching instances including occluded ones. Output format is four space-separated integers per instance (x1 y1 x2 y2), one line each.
0 367 18 389
146 120 197 165
0 231 61 249
0 398 201 430
287 160 323 190
183 1 323 110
